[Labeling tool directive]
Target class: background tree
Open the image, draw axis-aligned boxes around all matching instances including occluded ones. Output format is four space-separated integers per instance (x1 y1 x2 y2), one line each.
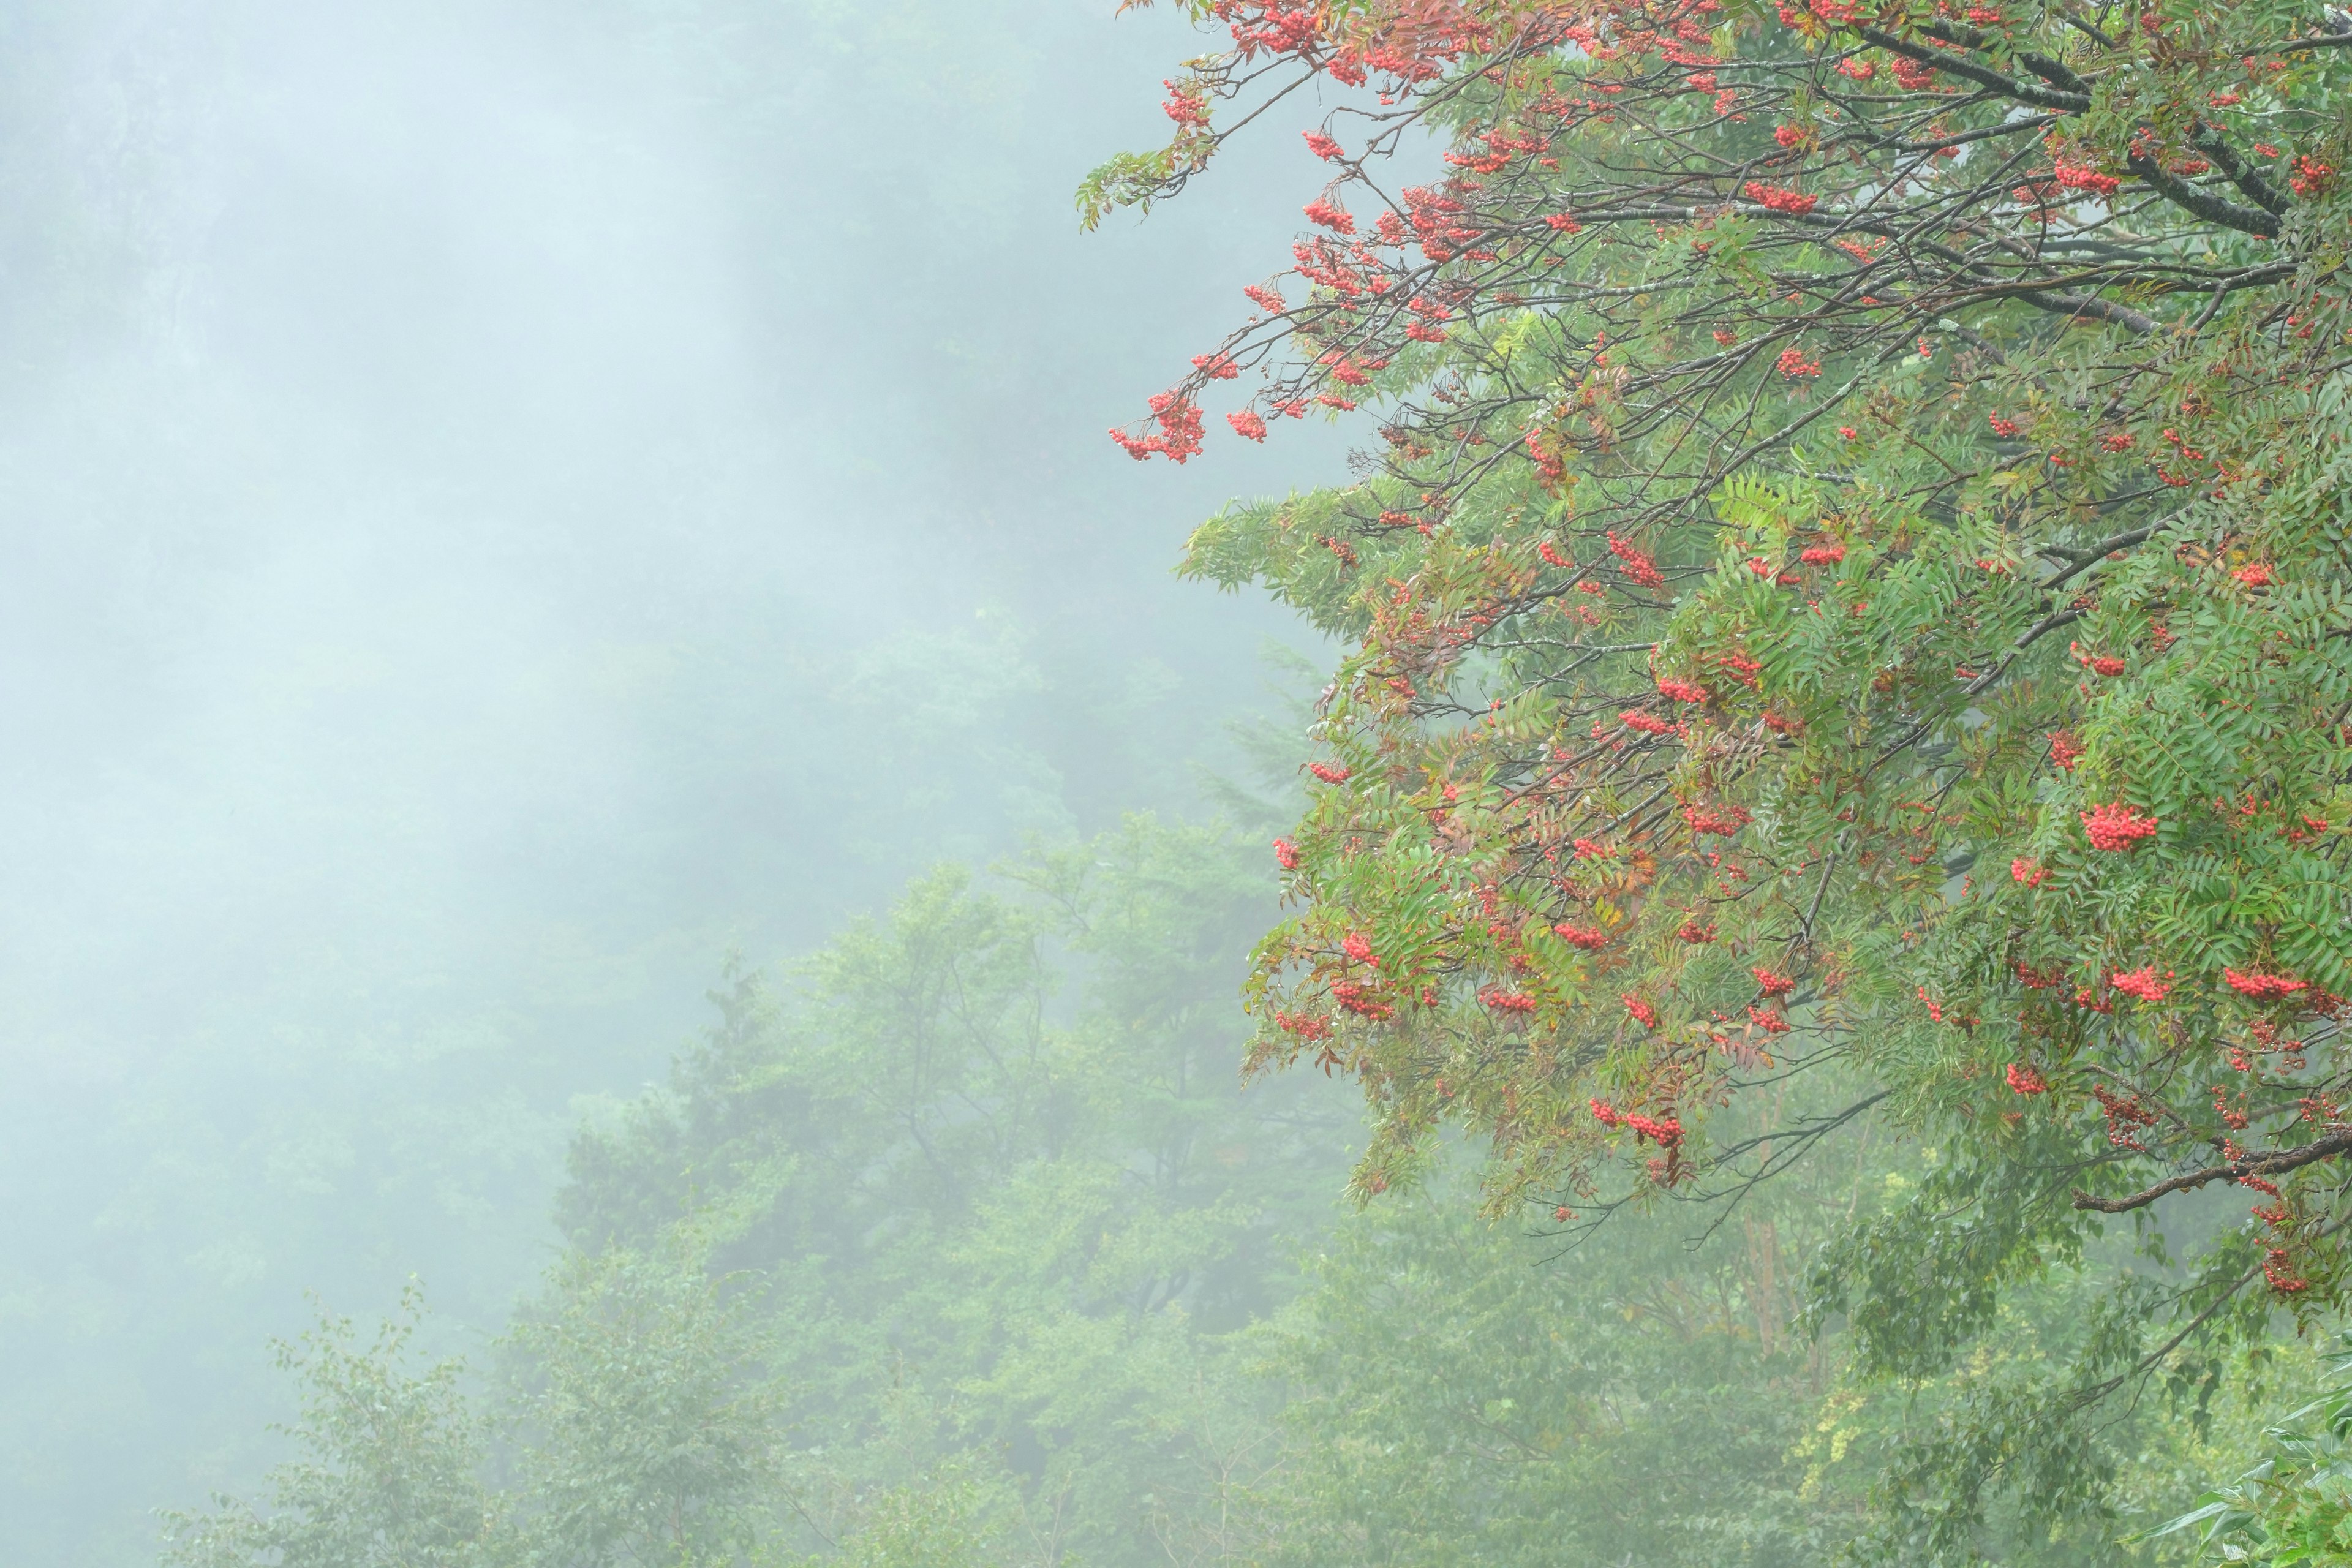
551 818 1362 1566
158 1289 499 1568
502 1237 782 1568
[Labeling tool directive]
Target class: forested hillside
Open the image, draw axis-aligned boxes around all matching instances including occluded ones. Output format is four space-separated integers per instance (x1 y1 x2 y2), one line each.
165 817 2320 1565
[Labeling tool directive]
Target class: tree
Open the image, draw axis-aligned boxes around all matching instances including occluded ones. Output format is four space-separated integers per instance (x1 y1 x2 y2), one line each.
1095 0 2352 1545
503 1235 783 1568
1240 1145 1882 1568
157 1287 500 1568
552 819 1360 1566
168 817 2327 1561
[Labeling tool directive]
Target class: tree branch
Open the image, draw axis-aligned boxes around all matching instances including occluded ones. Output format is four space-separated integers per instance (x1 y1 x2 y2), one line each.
2275 28 2352 51
2043 523 2157 589
2071 1131 2352 1213
1854 26 2093 110
2010 284 2162 335
2190 124 2293 218
2125 153 2281 238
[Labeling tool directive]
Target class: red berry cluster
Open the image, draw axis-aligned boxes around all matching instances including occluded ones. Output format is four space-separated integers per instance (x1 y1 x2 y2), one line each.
2081 802 2159 851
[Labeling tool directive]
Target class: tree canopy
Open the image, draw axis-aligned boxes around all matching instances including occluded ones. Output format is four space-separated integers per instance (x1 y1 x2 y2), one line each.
1095 0 2352 1542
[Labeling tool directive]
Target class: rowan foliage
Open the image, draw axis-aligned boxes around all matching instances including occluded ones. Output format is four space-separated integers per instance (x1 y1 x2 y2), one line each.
1099 0 2352 1537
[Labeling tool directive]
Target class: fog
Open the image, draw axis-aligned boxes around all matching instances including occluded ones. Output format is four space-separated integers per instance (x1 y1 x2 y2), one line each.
0 4 1344 1559
1 3 2300 1562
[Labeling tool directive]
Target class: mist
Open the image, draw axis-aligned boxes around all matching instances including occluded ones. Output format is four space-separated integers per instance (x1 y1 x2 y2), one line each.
0 4 1344 1559
9 2 2280 1564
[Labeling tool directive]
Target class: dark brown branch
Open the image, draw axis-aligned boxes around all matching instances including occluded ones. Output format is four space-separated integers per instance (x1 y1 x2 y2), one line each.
2050 0 2121 49
1958 608 2081 699
2071 1131 2352 1213
2043 523 2157 589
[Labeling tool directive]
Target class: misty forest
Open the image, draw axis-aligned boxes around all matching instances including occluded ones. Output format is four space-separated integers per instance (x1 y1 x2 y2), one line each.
9 1 2352 1564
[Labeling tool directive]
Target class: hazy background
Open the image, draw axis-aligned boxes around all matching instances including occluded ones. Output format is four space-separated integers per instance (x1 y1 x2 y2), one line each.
0 3 1351 1559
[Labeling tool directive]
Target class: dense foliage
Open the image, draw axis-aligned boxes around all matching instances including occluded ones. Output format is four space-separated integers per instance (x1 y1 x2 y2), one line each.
162 821 1352 1567
1096 0 2352 1543
2154 1337 2352 1565
160 821 2320 1566
555 821 1355 1564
